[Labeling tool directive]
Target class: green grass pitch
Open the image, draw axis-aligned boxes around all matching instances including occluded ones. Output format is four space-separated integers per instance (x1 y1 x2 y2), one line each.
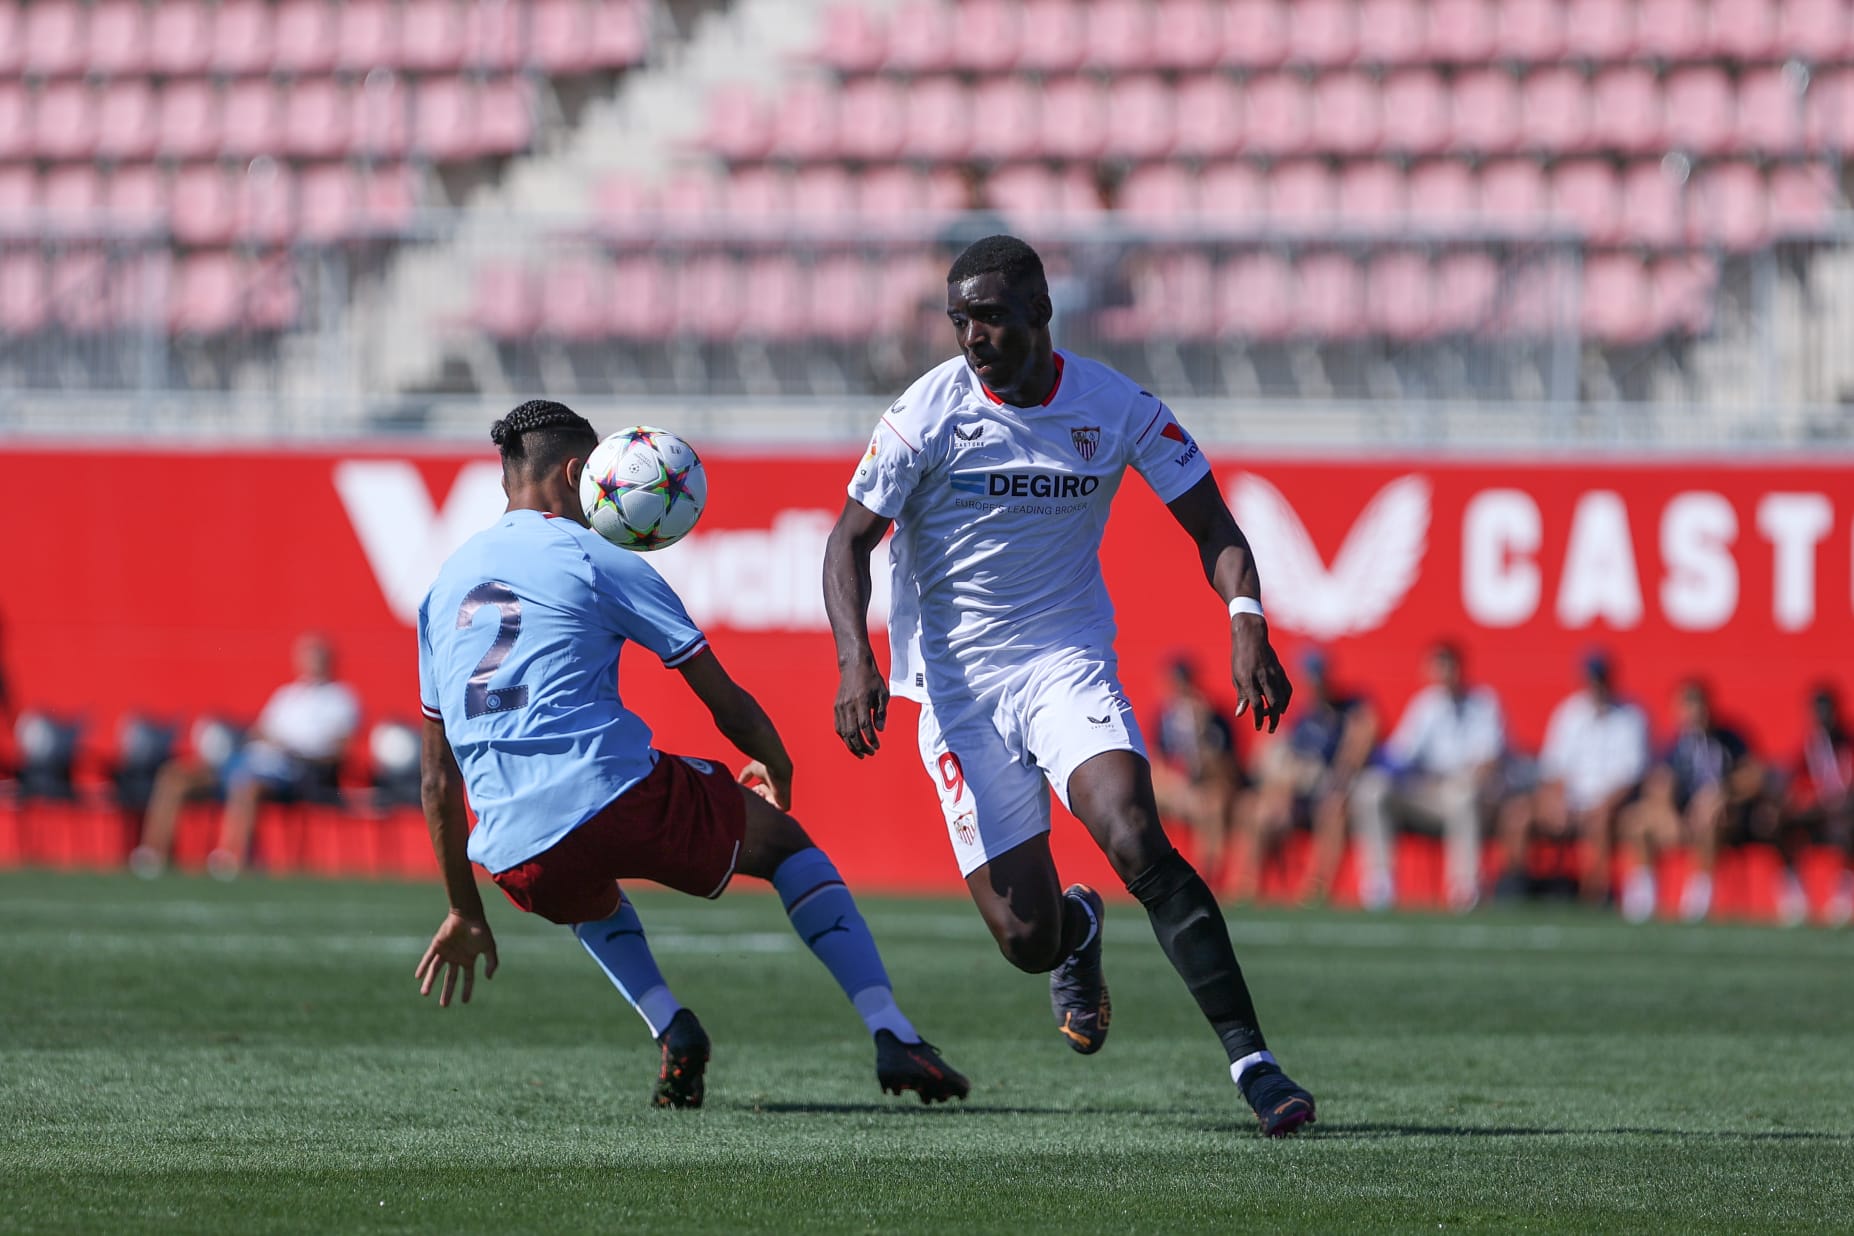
3 871 1851 1234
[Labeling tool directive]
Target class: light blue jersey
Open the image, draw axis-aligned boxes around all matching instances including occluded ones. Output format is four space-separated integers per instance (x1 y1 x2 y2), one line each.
417 510 708 873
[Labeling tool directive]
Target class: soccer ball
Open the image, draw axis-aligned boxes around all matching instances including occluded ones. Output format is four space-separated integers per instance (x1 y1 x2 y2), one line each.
579 426 707 551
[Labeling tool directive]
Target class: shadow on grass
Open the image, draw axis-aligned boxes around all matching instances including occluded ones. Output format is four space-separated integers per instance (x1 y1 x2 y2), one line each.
1301 1122 1852 1142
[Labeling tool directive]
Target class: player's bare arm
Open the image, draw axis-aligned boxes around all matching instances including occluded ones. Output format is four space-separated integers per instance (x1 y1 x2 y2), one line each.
415 716 499 1007
1165 474 1293 733
678 647 796 809
823 496 894 759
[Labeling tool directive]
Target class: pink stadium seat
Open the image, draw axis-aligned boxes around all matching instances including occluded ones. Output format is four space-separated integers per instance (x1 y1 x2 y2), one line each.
986 165 1101 221
285 78 351 161
701 84 772 161
33 82 98 161
594 175 655 222
1590 66 1662 154
1407 159 1477 223
768 78 841 162
1083 2 1155 73
88 2 149 76
211 2 275 76
156 81 221 162
1663 68 1735 157
1519 67 1591 153
1581 254 1653 345
149 3 211 76
1221 0 1288 68
1379 69 1450 155
1242 72 1310 157
1778 0 1850 61
0 86 26 162
901 76 971 163
1650 255 1714 336
1710 0 1778 58
354 72 413 158
1496 0 1566 61
95 81 158 162
813 2 887 73
1563 0 1635 61
737 255 807 341
659 171 722 223
41 165 100 217
1694 160 1768 250
1149 1 1227 72
539 260 611 341
0 166 35 215
608 254 672 340
530 0 593 73
1287 0 1357 66
1479 158 1547 226
401 0 467 73
0 252 47 334
1619 159 1686 245
466 1 526 71
884 1 954 74
587 0 647 69
1172 74 1243 159
1368 249 1435 339
1427 0 1495 63
1039 76 1108 161
0 4 20 75
1103 76 1176 161
1122 253 1209 341
855 167 926 219
415 76 477 161
338 1 401 73
1768 162 1837 236
1217 252 1294 340
1356 0 1426 65
791 166 857 220
475 77 533 155
469 261 539 341
1550 158 1622 243
1338 160 1406 226
220 79 282 160
50 250 111 332
967 78 1040 162
674 254 746 341
1118 163 1198 220
812 255 883 342
1268 159 1335 229
1296 253 1365 339
1449 70 1519 155
170 165 235 246
1635 0 1709 61
837 77 907 162
234 161 297 244
298 164 358 239
1013 0 1087 74
1433 250 1498 335
1804 67 1853 151
107 251 171 330
24 3 86 77
105 164 165 227
359 163 416 230
1314 71 1381 155
725 165 792 221
1200 161 1265 222
950 0 1022 73
1735 67 1806 154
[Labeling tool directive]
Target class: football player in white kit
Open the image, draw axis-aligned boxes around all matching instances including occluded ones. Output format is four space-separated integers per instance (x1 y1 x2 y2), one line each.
823 236 1317 1137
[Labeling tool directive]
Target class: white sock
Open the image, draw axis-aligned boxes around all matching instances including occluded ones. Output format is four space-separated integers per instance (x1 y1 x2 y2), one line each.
1230 1049 1277 1086
1067 890 1100 953
853 987 920 1043
634 985 684 1040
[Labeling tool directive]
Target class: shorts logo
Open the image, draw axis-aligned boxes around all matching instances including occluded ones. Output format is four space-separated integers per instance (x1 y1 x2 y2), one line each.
1070 426 1101 461
679 756 714 775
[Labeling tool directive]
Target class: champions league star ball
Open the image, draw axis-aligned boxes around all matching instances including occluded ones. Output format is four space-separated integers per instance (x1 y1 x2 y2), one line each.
579 426 707 551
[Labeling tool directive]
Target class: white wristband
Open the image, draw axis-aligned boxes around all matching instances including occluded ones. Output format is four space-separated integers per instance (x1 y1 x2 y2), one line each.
1228 596 1264 620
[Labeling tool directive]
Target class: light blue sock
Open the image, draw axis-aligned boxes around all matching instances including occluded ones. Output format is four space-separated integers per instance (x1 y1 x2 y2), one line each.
572 897 683 1038
773 847 919 1043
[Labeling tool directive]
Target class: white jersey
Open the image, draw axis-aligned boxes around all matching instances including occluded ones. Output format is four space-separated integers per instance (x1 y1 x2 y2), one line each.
848 350 1211 704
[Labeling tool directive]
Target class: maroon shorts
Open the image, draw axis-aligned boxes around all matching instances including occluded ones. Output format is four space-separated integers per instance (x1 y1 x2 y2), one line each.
491 751 747 925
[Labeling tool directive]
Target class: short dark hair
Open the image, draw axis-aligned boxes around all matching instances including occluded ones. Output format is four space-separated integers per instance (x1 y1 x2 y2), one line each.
947 234 1046 291
490 399 597 475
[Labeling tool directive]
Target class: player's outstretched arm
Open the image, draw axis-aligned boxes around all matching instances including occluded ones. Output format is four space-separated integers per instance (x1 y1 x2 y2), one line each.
1165 474 1293 733
823 498 894 759
414 717 498 1007
678 648 797 809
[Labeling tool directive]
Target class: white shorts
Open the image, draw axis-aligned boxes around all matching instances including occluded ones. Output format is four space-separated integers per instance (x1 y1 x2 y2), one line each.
915 649 1147 878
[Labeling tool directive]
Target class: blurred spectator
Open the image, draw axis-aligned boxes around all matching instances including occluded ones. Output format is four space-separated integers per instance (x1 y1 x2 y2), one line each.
1618 680 1779 924
1505 653 1649 906
1784 685 1854 927
1148 656 1243 891
1231 649 1375 905
1350 643 1509 912
129 634 359 879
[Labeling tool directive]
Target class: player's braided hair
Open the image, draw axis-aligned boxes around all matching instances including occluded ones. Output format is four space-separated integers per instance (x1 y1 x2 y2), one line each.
490 400 597 468
947 234 1046 290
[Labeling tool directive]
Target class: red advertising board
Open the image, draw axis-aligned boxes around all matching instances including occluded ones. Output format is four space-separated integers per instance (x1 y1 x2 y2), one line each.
2 445 1849 891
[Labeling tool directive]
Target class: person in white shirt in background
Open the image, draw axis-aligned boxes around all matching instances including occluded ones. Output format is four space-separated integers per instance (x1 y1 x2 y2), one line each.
1350 642 1509 913
1503 652 1650 907
131 633 360 880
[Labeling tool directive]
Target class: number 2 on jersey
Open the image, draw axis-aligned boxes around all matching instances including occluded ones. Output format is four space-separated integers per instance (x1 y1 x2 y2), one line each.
457 581 530 718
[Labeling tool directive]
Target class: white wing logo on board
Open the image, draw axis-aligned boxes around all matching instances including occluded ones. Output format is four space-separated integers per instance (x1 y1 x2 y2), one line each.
1228 472 1431 639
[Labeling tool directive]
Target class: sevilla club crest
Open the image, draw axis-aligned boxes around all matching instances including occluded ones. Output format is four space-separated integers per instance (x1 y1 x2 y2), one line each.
1070 426 1101 461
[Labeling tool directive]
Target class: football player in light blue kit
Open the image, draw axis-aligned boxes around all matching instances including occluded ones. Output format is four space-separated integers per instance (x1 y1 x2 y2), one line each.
413 401 967 1108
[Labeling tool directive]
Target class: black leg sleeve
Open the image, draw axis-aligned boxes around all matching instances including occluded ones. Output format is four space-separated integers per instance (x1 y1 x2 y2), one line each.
1126 849 1267 1062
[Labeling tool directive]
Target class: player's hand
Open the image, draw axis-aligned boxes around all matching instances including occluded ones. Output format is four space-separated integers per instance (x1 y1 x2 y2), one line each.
415 911 498 1008
737 759 792 811
834 656 889 759
1230 613 1293 733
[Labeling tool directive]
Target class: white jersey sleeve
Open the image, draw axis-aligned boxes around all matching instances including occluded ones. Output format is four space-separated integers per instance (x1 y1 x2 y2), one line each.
847 403 932 519
1125 396 1211 504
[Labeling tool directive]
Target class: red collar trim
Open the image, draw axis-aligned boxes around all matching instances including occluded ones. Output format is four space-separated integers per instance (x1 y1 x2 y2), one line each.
981 353 1064 407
